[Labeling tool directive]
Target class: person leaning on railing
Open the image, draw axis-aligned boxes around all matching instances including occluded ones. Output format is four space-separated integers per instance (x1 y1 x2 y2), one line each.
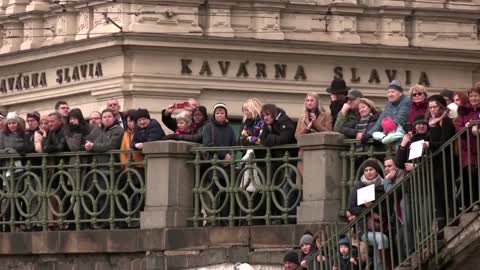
162 106 208 143
64 109 90 152
361 80 412 144
42 112 68 153
346 159 391 270
333 89 363 135
295 92 331 175
395 115 429 172
407 84 429 126
202 103 236 161
454 83 480 211
34 115 48 153
120 109 144 166
238 98 264 147
131 108 166 151
426 95 457 226
161 98 199 132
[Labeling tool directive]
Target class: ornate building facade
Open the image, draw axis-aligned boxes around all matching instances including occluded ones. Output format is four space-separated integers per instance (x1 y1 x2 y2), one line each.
0 0 479 119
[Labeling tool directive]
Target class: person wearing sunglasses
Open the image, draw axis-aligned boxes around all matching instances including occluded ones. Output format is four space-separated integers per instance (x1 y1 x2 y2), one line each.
407 84 428 126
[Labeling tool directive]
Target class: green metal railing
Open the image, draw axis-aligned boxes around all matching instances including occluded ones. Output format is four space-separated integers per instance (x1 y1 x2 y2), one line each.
340 140 393 218
304 123 480 270
187 145 302 226
0 150 145 231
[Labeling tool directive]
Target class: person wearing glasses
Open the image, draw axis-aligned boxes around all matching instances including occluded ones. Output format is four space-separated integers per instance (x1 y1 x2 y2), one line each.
54 101 70 124
407 84 428 126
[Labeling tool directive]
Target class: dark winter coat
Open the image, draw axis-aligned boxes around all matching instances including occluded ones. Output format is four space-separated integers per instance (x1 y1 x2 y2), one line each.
202 118 236 159
131 119 165 150
259 108 296 147
65 126 90 152
42 127 68 153
455 105 480 168
395 132 429 170
162 119 207 143
335 247 360 270
407 100 428 125
0 132 27 154
161 109 177 132
330 99 347 128
86 123 124 166
340 112 380 139
24 129 37 153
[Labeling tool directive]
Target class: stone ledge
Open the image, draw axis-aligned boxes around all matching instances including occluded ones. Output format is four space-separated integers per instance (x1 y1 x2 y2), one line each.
0 224 332 255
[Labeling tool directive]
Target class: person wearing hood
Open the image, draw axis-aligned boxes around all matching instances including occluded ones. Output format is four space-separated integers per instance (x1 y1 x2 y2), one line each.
131 108 166 150
347 159 390 270
202 103 236 160
332 235 361 270
407 85 429 125
65 108 90 152
395 115 430 171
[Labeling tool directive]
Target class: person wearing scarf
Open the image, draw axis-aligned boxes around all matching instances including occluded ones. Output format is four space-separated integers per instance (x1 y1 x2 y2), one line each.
395 114 430 171
347 159 391 270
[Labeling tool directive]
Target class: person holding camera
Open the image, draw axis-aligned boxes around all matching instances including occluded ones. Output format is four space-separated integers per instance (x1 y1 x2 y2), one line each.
161 98 199 132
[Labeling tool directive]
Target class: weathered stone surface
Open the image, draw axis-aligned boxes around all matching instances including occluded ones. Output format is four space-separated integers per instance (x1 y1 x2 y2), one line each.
207 227 249 247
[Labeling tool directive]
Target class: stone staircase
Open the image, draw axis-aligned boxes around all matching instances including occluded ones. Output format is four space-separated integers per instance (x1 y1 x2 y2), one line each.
394 210 480 270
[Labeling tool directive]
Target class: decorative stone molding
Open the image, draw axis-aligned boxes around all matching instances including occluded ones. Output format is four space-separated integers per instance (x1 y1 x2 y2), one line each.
0 20 23 54
328 15 361 44
201 0 236 38
25 0 50 12
5 0 28 15
19 14 45 50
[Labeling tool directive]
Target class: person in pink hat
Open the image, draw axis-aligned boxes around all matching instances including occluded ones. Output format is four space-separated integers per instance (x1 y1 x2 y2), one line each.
372 117 405 149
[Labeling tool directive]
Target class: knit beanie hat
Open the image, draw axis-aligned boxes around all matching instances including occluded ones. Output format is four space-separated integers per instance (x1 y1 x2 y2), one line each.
413 115 428 127
175 110 192 125
387 80 403 93
283 250 300 265
27 111 41 123
213 103 228 116
439 89 454 101
338 235 350 247
381 117 397 134
299 233 314 246
134 109 151 122
363 159 382 175
428 94 447 108
6 112 22 124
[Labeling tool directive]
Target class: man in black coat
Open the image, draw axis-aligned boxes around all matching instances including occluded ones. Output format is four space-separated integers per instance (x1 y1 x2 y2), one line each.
131 109 166 150
259 104 296 148
327 78 350 128
42 112 68 153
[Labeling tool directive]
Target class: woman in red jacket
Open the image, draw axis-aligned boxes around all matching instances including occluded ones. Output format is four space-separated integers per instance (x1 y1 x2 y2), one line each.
455 83 480 210
407 84 428 125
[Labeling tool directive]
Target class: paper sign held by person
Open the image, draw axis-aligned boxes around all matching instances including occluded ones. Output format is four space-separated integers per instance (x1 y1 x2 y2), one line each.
408 140 425 160
357 184 375 206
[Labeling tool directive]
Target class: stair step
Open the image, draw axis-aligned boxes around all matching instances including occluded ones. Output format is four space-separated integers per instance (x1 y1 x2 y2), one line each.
444 226 462 242
459 212 479 227
395 267 414 270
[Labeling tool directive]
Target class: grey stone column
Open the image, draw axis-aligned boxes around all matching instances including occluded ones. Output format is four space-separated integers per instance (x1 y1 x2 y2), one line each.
296 132 348 224
140 141 197 229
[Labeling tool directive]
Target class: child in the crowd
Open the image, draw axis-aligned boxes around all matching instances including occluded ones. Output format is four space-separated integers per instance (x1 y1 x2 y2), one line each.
299 232 317 269
372 117 405 148
333 235 361 270
175 110 194 135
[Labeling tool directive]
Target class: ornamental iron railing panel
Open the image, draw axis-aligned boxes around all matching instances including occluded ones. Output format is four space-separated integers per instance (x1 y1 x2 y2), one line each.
188 145 302 227
0 150 145 231
305 122 480 270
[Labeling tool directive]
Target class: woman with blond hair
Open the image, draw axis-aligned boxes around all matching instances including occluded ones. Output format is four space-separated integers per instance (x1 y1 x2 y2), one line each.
295 93 332 175
407 84 428 125
238 97 264 146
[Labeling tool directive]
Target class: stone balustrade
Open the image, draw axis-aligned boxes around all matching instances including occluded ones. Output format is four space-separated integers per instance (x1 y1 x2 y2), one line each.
0 0 478 54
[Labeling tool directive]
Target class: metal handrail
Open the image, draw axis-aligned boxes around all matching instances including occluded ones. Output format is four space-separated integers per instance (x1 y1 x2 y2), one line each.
188 144 302 226
0 150 146 231
303 123 480 270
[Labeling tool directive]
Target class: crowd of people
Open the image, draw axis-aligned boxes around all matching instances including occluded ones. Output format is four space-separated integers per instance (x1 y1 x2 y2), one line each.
280 79 480 270
0 78 479 268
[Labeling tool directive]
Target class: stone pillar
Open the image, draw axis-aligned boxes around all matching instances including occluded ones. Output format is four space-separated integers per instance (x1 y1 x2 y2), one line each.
296 132 348 224
5 0 28 14
0 20 23 54
25 0 49 12
140 141 197 229
20 14 44 50
203 0 235 38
